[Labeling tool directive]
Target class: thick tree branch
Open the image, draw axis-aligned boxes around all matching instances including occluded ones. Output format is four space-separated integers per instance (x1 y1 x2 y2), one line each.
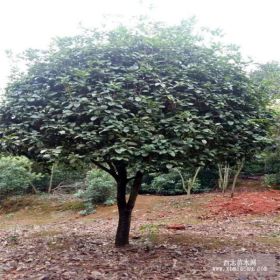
106 161 118 177
91 160 118 180
127 171 143 210
116 163 128 207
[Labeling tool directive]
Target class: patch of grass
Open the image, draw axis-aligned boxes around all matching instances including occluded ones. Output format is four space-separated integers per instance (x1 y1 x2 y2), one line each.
272 215 280 223
46 237 71 250
0 195 85 214
160 215 202 226
157 233 243 250
181 216 202 225
30 230 62 238
3 213 15 220
166 195 212 211
140 223 160 243
55 200 85 211
0 196 40 213
256 234 280 246
6 234 19 245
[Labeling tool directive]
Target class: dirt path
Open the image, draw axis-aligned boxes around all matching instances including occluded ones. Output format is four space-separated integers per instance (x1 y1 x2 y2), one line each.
0 181 279 279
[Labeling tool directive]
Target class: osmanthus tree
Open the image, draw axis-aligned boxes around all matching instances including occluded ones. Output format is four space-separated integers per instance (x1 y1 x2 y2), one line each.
0 20 269 246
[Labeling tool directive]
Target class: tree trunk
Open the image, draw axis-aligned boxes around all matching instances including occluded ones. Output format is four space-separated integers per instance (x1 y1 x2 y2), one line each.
176 167 201 199
231 158 245 198
48 163 55 194
115 171 129 247
187 186 191 198
177 169 186 192
115 207 132 246
30 183 38 194
218 163 230 195
187 167 201 198
114 167 143 247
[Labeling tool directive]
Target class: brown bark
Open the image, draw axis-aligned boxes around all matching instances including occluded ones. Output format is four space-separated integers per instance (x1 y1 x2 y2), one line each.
231 158 245 198
115 167 143 247
115 206 132 247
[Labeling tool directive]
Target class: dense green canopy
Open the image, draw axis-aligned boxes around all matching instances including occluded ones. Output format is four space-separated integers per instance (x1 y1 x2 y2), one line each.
0 22 268 169
0 20 270 245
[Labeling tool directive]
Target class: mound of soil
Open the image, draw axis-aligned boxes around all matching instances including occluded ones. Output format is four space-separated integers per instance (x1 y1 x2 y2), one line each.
208 190 280 216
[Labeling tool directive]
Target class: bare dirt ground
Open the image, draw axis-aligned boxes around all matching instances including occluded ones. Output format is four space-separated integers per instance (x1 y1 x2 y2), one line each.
0 180 279 280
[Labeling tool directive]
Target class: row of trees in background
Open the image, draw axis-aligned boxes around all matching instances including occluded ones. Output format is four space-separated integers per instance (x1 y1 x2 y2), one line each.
250 61 280 188
0 19 273 246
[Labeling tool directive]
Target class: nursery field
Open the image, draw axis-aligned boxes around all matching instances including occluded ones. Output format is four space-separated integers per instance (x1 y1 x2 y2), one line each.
0 180 279 280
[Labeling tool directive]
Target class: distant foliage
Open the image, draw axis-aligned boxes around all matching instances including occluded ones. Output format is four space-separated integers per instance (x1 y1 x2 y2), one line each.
197 168 219 192
147 172 185 195
243 147 280 176
0 156 41 200
250 61 280 102
263 173 280 189
264 152 280 174
141 169 217 195
141 171 200 195
76 169 116 215
243 158 266 175
34 162 89 192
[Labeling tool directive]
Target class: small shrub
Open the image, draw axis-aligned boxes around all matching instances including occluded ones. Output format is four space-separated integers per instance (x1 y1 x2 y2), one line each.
140 224 159 243
76 169 116 215
6 234 19 245
0 156 42 201
78 207 96 216
263 173 280 189
265 155 280 174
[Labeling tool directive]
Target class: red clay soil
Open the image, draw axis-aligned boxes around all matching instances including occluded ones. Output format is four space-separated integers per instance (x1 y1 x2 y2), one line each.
208 190 280 216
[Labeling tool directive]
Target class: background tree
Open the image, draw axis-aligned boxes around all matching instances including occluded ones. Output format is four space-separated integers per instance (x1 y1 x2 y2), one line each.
250 61 280 188
214 115 269 196
0 20 269 246
250 61 280 103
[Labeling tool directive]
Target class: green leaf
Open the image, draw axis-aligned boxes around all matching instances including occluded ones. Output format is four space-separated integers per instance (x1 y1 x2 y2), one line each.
166 164 173 169
169 151 176 157
115 148 126 154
